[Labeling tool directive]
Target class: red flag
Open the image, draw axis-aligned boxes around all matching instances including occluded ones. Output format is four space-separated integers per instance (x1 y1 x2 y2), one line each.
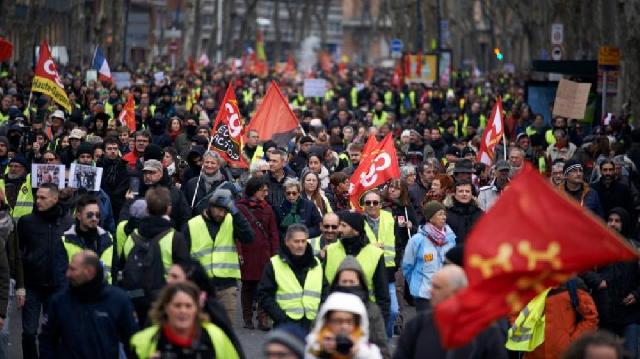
349 134 400 210
0 38 14 62
477 98 504 165
391 61 403 88
403 54 411 80
359 134 379 165
210 84 249 169
284 53 296 76
415 54 423 76
187 56 196 75
246 81 300 147
118 93 136 132
32 41 71 112
320 50 332 74
434 164 639 348
364 66 374 83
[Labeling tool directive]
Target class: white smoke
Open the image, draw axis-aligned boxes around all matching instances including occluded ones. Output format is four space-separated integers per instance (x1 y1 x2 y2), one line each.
298 35 321 73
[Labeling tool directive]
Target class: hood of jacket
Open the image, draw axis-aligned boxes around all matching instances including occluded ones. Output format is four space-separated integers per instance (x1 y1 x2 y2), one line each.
306 292 370 347
443 194 480 211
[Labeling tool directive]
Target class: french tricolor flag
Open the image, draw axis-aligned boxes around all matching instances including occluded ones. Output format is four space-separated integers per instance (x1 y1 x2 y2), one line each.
92 46 112 83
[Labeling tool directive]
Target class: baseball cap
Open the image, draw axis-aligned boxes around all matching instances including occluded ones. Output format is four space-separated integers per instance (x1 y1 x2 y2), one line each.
51 110 65 120
142 159 163 173
69 128 86 140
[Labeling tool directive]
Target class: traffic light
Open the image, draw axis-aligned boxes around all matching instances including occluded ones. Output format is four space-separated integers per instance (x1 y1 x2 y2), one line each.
494 47 504 61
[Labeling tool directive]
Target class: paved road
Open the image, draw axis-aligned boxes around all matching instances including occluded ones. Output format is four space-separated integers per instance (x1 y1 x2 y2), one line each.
7 293 415 358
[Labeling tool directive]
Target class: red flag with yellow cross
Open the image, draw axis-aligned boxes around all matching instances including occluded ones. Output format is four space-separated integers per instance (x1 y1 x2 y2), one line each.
434 163 639 348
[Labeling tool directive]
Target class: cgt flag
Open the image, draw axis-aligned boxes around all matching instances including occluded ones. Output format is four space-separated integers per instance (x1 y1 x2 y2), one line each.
32 41 71 113
349 134 400 210
118 93 136 132
434 164 639 348
210 84 249 169
246 80 300 147
477 98 504 165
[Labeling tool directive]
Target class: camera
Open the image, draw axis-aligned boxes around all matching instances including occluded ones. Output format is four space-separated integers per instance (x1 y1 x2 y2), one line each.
334 333 353 355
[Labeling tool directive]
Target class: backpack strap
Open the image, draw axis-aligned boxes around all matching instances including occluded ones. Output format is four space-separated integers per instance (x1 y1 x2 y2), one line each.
566 279 583 323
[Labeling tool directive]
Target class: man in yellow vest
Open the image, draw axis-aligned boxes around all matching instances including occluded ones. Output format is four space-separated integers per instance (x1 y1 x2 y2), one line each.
60 195 115 282
182 188 254 326
243 129 264 165
309 212 340 258
0 155 33 219
362 189 400 337
371 100 389 127
257 223 326 331
323 211 390 326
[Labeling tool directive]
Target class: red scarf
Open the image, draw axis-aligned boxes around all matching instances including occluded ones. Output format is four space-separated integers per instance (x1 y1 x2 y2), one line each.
169 129 182 142
426 222 447 247
162 324 196 348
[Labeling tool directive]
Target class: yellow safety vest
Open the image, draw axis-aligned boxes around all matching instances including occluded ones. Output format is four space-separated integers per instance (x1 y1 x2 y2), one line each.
308 236 322 257
115 220 128 259
338 153 351 168
506 288 550 351
384 91 393 107
271 255 322 320
545 129 556 145
130 323 240 359
538 156 547 174
462 113 487 137
123 229 174 277
250 145 264 165
188 214 240 279
372 111 389 127
324 89 335 102
62 229 114 283
364 210 396 267
242 89 253 107
0 112 8 125
525 126 537 137
104 102 114 118
0 174 33 219
350 87 358 108
325 242 382 302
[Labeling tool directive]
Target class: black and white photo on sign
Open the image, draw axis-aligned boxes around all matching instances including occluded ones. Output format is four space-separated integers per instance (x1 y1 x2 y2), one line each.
69 163 103 191
31 164 66 189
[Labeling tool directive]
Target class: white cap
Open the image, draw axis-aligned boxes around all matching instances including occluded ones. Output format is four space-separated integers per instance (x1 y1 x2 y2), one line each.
51 110 65 120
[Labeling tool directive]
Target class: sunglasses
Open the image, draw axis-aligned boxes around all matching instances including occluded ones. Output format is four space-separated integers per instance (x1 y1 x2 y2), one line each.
86 211 100 219
323 224 338 230
364 200 380 206
44 157 56 162
285 191 299 196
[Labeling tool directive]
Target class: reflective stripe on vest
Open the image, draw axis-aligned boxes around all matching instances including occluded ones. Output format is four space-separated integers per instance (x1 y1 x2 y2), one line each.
123 229 174 277
115 220 128 259
462 113 487 137
505 288 550 351
537 156 547 174
130 323 240 359
308 236 321 256
0 112 8 125
188 214 240 279
372 111 388 127
545 129 556 145
0 174 33 218
271 255 322 320
364 210 396 267
62 236 115 283
325 242 382 302
384 91 393 107
350 87 358 108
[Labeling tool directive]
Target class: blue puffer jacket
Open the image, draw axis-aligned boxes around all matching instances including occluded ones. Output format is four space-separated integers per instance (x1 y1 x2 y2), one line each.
402 224 456 299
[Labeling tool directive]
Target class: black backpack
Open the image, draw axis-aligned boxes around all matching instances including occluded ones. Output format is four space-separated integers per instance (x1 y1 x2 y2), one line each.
119 229 171 303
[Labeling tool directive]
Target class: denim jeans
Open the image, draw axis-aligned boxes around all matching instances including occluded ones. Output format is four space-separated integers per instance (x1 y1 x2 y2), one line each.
22 287 55 359
0 280 14 359
386 282 399 338
624 323 640 359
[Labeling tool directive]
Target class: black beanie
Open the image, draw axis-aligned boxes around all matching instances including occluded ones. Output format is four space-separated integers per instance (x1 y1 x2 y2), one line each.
76 142 94 158
143 143 164 161
337 210 365 235
245 176 266 198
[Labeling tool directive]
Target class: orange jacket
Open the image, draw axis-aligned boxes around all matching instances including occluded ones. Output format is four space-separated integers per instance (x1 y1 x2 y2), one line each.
524 289 598 359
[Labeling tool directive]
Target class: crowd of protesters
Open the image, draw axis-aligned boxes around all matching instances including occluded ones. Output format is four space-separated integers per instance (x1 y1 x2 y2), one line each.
0 60 637 359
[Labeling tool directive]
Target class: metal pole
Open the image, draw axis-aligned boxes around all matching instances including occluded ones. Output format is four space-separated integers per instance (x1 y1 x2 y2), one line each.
601 70 607 115
416 0 424 52
216 0 223 63
436 0 441 50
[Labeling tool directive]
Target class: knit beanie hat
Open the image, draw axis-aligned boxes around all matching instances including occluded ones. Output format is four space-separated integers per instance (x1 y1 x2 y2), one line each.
76 142 94 158
423 200 446 221
337 210 365 235
129 199 148 219
445 245 464 266
264 323 306 358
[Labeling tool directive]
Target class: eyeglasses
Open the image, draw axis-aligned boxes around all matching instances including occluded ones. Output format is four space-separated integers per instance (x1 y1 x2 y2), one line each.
86 211 100 219
364 200 380 206
323 224 338 230
285 191 299 196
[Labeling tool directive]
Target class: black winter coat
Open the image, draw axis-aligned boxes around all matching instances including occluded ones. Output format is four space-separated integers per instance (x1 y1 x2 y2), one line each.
182 168 235 215
98 157 130 222
275 197 322 240
444 196 483 245
17 204 73 289
591 179 635 219
265 169 297 210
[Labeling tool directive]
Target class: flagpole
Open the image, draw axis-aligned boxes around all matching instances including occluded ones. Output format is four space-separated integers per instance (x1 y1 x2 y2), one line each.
191 136 215 208
404 206 412 239
503 133 507 161
25 90 33 122
91 45 98 68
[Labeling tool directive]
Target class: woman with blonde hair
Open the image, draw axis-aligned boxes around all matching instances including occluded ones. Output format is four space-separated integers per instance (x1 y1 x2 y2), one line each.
129 282 241 359
301 171 332 216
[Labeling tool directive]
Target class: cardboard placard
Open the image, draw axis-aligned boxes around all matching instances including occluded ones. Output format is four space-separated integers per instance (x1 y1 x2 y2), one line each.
112 72 131 90
69 163 103 191
85 70 97 84
552 79 591 119
31 164 66 189
303 79 327 98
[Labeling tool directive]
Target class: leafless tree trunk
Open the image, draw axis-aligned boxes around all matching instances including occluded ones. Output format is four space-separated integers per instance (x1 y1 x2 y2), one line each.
273 0 282 61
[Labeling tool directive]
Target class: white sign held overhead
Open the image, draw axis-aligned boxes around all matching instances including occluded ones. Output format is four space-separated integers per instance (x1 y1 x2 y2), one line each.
303 79 327 98
551 23 564 45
